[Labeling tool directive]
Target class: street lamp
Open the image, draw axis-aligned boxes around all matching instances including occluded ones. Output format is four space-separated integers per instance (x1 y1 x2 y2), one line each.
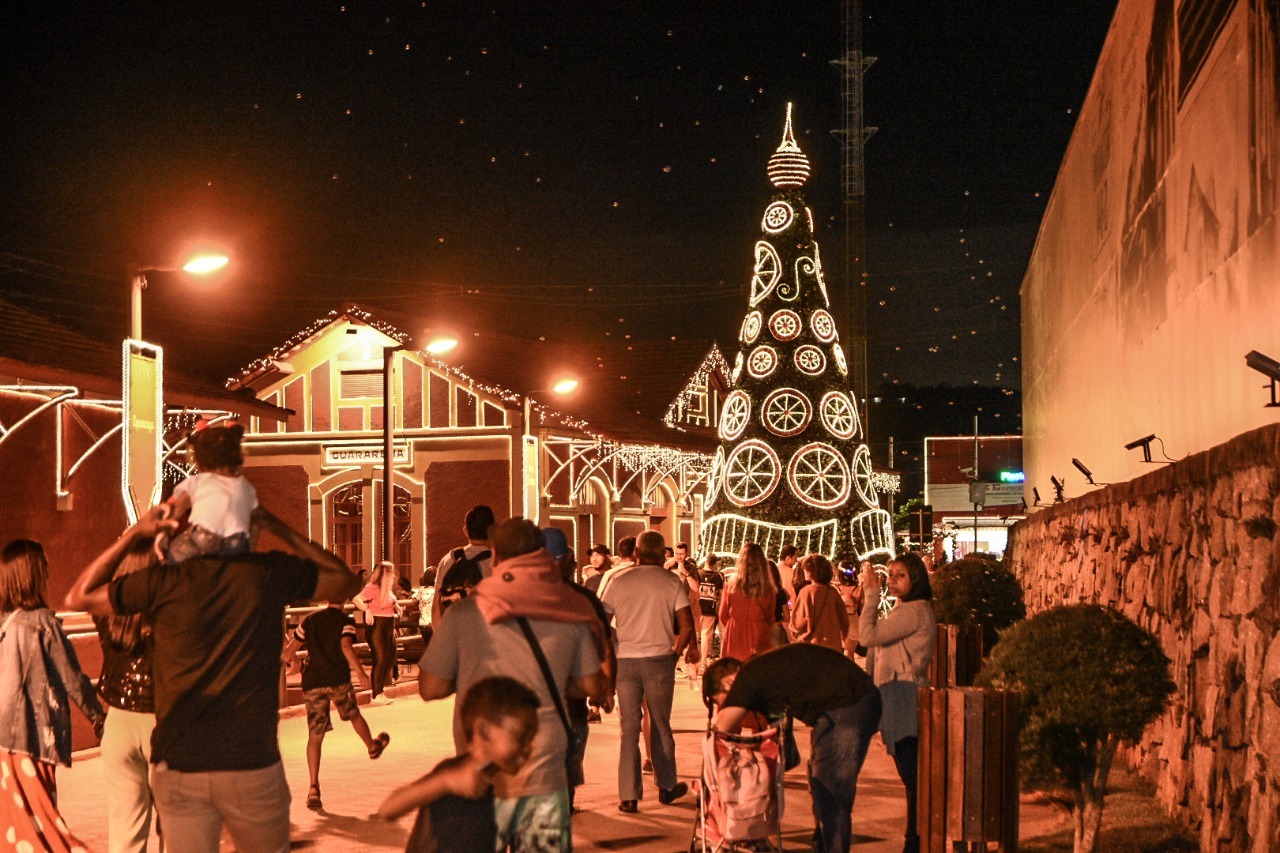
122 253 229 522
382 334 458 564
521 377 579 524
129 254 229 340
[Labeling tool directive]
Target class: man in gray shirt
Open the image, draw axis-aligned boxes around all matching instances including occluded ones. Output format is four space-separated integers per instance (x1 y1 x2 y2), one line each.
597 530 697 813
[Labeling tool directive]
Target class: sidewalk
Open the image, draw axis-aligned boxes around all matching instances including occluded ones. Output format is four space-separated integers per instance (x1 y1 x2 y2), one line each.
59 672 1058 851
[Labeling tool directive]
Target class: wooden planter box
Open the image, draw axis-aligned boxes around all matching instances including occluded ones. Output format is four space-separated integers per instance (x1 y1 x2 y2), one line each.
918 686 1020 853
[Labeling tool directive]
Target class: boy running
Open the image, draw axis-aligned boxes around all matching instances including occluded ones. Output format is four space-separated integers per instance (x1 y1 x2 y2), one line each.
377 676 539 853
283 599 391 810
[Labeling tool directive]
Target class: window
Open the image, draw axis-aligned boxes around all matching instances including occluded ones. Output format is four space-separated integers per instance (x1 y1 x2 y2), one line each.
340 369 383 399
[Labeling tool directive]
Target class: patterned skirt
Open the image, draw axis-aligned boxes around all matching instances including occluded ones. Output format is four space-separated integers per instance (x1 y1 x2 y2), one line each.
0 749 89 852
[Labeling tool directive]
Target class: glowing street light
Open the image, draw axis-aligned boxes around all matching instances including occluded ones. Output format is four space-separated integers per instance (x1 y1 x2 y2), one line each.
381 332 459 564
122 252 230 523
130 253 230 340
522 376 579 524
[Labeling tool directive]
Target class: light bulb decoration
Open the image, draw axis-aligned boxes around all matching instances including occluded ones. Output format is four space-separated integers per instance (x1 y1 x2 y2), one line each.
702 103 894 568
762 201 796 234
810 309 837 343
768 309 802 342
761 388 812 436
749 241 782 306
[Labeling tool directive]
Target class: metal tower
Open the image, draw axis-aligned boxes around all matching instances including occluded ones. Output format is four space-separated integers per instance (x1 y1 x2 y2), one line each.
830 0 876 421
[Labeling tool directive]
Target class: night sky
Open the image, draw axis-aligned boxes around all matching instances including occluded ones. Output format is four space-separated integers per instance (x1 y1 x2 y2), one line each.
1 1 1116 394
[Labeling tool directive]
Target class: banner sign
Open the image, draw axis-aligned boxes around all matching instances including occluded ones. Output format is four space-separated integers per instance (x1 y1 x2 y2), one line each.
122 340 162 524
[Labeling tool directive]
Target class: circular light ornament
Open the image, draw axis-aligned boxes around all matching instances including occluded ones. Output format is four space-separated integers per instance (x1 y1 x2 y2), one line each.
810 309 837 343
748 346 779 379
794 345 826 376
768 309 802 342
732 352 744 383
761 388 812 437
724 440 781 507
705 446 725 507
761 201 795 234
852 445 877 505
819 391 860 439
787 442 851 509
718 390 751 441
740 311 762 345
749 241 781 306
832 343 848 376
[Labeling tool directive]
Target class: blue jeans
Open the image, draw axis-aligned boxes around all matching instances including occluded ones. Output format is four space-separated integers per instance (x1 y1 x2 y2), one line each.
808 686 882 853
616 654 678 800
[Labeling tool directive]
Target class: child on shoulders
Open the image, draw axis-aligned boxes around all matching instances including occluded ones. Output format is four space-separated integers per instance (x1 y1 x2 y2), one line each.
156 420 261 562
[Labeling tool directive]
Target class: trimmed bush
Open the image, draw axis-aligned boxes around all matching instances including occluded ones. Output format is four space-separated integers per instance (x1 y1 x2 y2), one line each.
931 554 1026 651
976 604 1176 853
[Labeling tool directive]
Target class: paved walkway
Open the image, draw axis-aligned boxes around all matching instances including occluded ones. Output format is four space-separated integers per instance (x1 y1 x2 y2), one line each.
59 672 1057 851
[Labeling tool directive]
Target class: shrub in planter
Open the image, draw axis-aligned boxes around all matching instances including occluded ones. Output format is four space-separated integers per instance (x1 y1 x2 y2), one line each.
930 554 1026 651
976 604 1175 853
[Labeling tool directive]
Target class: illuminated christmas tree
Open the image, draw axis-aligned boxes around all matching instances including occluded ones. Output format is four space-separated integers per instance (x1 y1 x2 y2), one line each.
700 104 894 564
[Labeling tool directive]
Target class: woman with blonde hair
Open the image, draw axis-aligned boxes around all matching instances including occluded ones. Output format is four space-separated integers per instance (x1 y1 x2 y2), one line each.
1 539 105 852
717 543 776 661
789 554 849 651
356 560 400 701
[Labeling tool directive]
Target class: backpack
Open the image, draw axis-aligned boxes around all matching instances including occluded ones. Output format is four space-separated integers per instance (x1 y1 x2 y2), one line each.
436 548 490 615
703 733 780 841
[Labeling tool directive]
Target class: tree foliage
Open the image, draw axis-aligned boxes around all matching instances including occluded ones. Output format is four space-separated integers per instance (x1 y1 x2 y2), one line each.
930 554 1026 650
976 604 1176 853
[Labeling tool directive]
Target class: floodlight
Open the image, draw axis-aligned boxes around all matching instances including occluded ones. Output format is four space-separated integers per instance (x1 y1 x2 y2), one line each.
1245 351 1280 406
1125 434 1156 463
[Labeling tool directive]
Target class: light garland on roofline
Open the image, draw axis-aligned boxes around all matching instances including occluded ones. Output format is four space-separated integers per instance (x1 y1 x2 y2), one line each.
662 345 731 428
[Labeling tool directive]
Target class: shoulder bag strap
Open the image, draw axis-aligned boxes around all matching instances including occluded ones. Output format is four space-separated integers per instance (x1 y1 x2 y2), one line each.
515 616 576 747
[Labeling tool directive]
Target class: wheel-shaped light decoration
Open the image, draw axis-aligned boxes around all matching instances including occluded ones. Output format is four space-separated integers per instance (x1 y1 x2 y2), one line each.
718 390 751 441
761 388 812 437
832 342 848 376
768 309 802 342
852 445 877 505
810 309 837 343
819 391 860 439
724 440 781 507
732 352 744 383
749 241 781 306
794 345 826 376
761 201 795 234
787 442 851 509
740 311 762 345
705 447 725 507
748 346 778 379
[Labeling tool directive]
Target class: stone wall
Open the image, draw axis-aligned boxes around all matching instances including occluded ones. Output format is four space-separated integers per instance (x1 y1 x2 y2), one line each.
1005 424 1280 853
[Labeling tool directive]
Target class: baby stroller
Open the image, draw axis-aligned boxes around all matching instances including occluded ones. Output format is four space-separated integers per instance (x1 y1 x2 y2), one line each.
691 724 786 852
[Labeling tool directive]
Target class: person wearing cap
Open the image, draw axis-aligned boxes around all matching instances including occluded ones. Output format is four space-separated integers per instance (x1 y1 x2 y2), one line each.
419 518 607 851
541 527 616 808
581 543 611 587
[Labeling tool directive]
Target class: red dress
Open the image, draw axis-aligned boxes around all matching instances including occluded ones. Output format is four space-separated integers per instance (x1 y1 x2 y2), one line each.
718 588 774 661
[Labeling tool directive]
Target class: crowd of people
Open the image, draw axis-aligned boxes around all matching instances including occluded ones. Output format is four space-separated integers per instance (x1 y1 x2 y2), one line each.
0 421 943 853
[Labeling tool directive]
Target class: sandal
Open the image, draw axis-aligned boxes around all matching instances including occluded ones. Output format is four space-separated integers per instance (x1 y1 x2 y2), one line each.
305 785 322 811
369 731 391 760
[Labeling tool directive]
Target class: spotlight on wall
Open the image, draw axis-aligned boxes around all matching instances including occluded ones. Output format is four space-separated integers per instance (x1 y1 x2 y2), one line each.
1032 487 1043 506
1049 476 1065 503
1245 350 1280 407
1124 434 1157 463
1071 457 1108 487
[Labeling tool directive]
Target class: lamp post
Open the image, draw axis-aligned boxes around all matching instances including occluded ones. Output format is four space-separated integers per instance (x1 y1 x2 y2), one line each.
381 335 457 564
129 254 228 340
122 253 229 522
521 377 579 525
